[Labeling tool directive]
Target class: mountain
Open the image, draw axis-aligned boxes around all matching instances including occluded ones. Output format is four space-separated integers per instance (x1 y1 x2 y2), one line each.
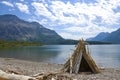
102 28 120 44
86 32 109 41
0 14 64 44
86 28 120 44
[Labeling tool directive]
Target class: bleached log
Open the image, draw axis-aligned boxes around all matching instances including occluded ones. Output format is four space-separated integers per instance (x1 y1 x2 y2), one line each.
0 70 36 80
74 51 83 73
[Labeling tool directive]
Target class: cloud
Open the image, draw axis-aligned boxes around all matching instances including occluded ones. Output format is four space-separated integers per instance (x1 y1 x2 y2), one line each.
31 2 56 19
15 3 29 14
31 0 120 39
1 1 14 7
64 25 116 33
57 1 119 38
63 25 117 39
35 0 119 26
49 1 88 25
59 32 80 40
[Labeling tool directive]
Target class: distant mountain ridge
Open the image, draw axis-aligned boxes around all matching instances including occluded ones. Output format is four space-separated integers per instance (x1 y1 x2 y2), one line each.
86 28 120 44
103 28 120 44
86 32 109 41
0 14 64 44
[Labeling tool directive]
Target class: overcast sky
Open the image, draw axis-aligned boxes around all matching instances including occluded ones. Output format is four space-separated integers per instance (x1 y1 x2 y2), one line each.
0 0 120 40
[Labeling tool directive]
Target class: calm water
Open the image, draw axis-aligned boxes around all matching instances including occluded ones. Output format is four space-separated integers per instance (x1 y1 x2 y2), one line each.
0 45 120 68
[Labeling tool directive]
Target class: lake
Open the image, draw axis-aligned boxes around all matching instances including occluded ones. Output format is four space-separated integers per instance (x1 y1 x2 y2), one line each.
0 45 120 68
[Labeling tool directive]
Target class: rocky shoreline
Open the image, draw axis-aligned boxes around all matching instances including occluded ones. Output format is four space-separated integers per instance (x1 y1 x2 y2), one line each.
0 57 120 80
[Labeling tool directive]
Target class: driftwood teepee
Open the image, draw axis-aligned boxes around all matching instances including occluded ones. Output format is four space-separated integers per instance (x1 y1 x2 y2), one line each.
62 39 100 74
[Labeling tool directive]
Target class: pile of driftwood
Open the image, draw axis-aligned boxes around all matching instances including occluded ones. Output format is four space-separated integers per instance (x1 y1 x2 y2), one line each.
62 39 100 74
0 70 72 80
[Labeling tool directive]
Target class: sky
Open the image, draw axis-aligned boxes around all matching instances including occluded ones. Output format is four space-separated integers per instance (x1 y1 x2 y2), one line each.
0 0 120 40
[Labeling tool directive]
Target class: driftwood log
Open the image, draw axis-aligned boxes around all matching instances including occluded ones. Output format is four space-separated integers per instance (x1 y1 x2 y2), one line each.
0 70 72 80
0 70 36 80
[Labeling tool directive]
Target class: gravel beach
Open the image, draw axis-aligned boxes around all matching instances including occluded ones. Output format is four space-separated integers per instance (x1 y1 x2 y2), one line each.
0 57 120 80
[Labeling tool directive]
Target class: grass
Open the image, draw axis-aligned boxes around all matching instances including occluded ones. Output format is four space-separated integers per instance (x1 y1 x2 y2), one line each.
0 40 43 49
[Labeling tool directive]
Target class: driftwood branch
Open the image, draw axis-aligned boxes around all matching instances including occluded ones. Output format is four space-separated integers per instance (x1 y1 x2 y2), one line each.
0 70 36 80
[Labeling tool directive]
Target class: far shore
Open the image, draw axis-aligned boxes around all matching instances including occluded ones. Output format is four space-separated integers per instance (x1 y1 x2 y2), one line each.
0 57 120 80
